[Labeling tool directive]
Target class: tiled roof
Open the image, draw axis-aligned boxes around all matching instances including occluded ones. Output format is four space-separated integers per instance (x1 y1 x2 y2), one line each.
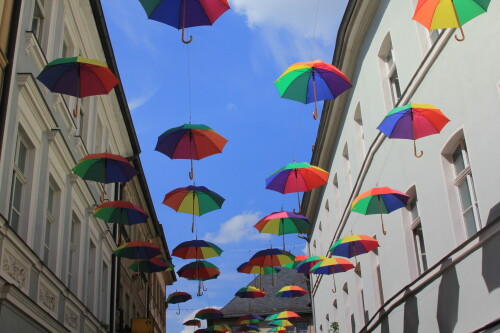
220 268 312 318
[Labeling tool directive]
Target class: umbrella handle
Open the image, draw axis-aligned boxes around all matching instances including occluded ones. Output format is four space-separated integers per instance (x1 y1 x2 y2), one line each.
177 303 181 315
197 281 203 296
413 140 423 158
380 213 387 235
182 27 193 44
455 26 465 42
293 191 302 214
73 98 79 118
189 159 194 180
312 73 319 120
332 275 336 293
100 187 107 203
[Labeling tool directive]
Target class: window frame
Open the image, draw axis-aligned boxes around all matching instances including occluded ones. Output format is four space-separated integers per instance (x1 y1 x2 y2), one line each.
31 0 46 42
10 134 30 233
407 194 428 275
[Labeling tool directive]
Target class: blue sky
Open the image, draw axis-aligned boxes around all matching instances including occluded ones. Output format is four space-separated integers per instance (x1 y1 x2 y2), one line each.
101 1 348 331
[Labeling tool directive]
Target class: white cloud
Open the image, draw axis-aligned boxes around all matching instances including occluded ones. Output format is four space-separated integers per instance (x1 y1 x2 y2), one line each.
232 0 349 68
204 213 271 244
128 88 158 111
231 0 347 42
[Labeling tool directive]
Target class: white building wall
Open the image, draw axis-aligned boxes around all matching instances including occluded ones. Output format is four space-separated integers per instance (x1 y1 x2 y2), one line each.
307 0 500 332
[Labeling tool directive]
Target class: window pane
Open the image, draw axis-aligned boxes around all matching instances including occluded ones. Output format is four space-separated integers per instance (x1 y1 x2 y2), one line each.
16 141 27 173
11 210 20 232
12 177 23 210
464 208 477 237
409 200 419 223
452 146 466 175
413 224 428 272
47 186 54 213
389 70 401 104
458 180 473 210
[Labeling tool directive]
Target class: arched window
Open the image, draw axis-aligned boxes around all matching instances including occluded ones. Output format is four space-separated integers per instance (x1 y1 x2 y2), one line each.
342 144 352 195
354 104 366 162
378 33 401 108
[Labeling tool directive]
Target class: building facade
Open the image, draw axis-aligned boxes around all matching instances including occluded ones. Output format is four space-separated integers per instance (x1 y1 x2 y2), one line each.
303 1 500 332
0 1 174 332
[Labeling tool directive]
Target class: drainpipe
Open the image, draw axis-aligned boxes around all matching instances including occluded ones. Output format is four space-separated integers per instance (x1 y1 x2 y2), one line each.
0 0 22 156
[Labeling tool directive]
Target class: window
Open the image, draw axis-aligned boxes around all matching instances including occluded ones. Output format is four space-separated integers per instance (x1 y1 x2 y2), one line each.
31 0 46 42
451 141 481 237
355 265 368 326
379 35 401 107
297 322 308 333
370 246 384 308
68 214 81 294
342 283 353 333
10 135 29 233
43 180 57 265
342 144 352 194
407 194 428 274
353 105 366 162
332 174 340 214
87 240 96 310
102 262 109 322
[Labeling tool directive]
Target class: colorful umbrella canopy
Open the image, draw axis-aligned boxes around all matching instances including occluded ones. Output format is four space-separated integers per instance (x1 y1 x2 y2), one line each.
237 262 281 275
206 324 231 333
351 187 410 235
235 286 266 299
329 235 380 259
236 314 264 325
172 239 223 259
248 248 295 268
254 211 311 250
310 257 355 292
266 162 329 212
268 327 286 332
266 311 301 321
155 124 228 180
275 285 307 298
269 319 293 327
167 291 192 304
413 0 491 41
295 256 328 274
274 60 352 119
237 325 261 332
139 0 231 43
377 103 450 157
114 241 160 259
72 153 138 184
195 308 224 320
93 200 148 225
128 256 169 273
282 255 308 269
167 291 192 315
183 319 201 327
37 57 119 117
163 185 225 232
177 260 220 295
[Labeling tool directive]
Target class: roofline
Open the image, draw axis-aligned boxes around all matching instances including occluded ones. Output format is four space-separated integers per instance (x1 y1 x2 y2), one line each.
89 0 175 282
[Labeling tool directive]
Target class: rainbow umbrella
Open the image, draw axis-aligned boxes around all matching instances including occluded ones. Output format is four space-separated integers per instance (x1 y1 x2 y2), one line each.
177 260 220 296
254 211 310 250
195 308 224 320
310 257 354 292
329 235 380 262
274 60 352 119
128 256 169 273
295 256 328 274
163 185 225 232
236 314 264 325
114 241 160 259
269 319 293 327
155 124 228 180
266 162 329 212
139 0 230 44
268 327 286 332
94 200 148 225
352 187 410 235
235 286 266 299
172 239 223 260
237 261 281 289
37 57 119 117
167 291 192 315
72 153 137 185
248 248 295 268
413 0 491 41
206 324 231 333
377 103 450 158
183 319 201 327
266 311 301 321
237 325 260 332
275 285 307 298
283 255 308 269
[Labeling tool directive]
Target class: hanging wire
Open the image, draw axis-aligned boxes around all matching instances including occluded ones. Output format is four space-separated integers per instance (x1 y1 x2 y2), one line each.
186 43 193 124
310 0 321 61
